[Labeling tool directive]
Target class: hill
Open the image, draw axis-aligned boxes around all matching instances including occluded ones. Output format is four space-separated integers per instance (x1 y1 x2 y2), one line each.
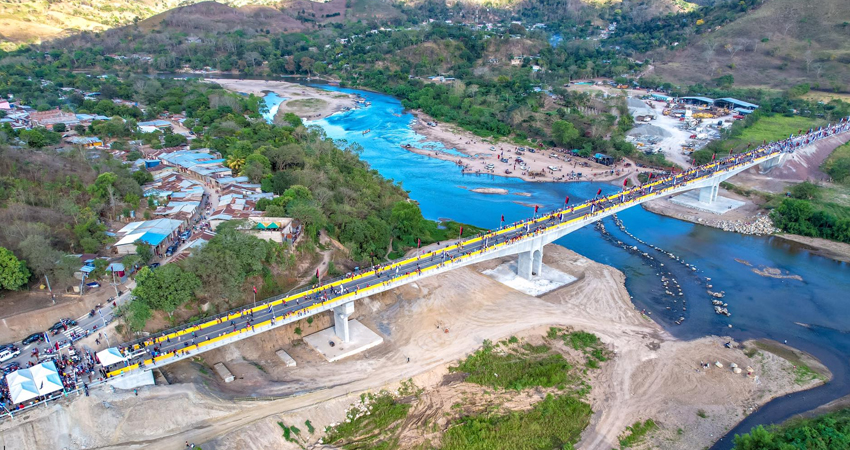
0 0 281 46
652 0 850 93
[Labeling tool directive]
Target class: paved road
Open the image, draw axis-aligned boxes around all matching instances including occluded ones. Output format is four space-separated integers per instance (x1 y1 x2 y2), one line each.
107 120 850 377
1 286 136 373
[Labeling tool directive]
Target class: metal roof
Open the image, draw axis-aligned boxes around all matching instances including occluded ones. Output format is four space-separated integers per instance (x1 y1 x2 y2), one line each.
715 98 759 109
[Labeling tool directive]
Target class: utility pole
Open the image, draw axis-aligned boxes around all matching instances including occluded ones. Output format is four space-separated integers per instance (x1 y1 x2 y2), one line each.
45 275 54 304
111 267 120 298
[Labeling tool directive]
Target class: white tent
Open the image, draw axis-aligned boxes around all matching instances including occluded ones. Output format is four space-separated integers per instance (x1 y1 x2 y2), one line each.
97 347 126 366
5 371 39 404
30 362 63 396
4 361 63 405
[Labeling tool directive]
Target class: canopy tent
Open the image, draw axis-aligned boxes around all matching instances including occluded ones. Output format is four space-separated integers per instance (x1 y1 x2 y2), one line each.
255 222 280 230
30 362 63 396
5 371 39 404
4 362 62 404
97 347 126 366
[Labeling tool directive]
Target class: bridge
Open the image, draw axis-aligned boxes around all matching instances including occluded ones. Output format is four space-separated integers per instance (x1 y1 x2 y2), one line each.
105 119 850 381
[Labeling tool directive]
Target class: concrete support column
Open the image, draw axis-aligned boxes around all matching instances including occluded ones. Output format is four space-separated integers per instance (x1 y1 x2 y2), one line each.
333 301 355 343
698 182 720 204
517 250 533 280
531 248 543 277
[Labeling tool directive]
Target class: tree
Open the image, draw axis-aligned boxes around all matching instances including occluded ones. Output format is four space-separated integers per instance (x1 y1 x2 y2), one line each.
133 265 200 317
552 120 580 148
0 247 30 291
790 181 819 200
19 234 61 278
53 122 66 133
163 132 187 147
19 129 47 148
123 299 152 332
135 241 153 265
390 201 425 244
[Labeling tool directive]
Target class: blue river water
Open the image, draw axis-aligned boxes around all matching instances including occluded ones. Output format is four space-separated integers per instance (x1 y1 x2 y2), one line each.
265 84 849 448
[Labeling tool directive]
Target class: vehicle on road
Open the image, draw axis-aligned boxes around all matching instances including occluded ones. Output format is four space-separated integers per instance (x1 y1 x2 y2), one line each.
22 333 43 346
2 362 21 374
49 319 77 334
0 346 21 362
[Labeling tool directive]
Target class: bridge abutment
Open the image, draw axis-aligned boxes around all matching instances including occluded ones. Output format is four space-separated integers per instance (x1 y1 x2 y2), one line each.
759 152 787 173
333 301 355 342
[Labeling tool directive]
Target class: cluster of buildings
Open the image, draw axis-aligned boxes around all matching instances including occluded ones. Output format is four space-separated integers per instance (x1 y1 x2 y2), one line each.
113 148 298 261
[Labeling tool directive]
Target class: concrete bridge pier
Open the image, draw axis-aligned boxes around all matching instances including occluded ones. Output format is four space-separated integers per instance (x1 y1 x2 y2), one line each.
697 182 720 204
517 246 544 280
333 301 355 342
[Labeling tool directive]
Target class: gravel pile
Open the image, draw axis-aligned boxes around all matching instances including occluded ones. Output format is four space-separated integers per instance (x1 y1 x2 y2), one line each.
627 124 672 138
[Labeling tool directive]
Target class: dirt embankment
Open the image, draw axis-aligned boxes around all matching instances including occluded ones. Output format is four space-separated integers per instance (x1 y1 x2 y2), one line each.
0 246 825 450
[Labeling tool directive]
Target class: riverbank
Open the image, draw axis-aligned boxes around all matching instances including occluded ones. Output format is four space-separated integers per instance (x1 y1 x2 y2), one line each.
642 188 850 263
206 78 357 121
409 110 652 184
0 245 825 450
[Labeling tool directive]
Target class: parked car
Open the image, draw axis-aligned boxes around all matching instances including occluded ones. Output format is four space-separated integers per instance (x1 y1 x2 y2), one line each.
0 346 21 363
2 362 21 374
86 281 101 288
148 263 161 270
179 231 191 240
21 333 43 346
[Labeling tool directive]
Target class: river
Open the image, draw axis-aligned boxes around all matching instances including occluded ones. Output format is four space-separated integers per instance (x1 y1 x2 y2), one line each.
262 83 849 448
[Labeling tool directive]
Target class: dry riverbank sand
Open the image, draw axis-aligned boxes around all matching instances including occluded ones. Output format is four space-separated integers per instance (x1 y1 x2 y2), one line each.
410 111 654 184
206 78 357 121
0 246 824 450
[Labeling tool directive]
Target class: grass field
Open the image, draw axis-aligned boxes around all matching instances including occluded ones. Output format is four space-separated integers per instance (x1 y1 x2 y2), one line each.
441 394 592 450
727 115 827 153
448 338 578 391
821 141 850 185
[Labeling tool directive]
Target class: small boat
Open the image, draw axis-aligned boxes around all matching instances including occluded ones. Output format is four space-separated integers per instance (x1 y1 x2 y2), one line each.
362 129 371 135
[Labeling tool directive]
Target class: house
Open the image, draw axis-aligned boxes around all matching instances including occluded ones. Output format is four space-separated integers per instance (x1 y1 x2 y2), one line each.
114 218 184 256
29 108 79 129
65 136 103 148
137 120 173 133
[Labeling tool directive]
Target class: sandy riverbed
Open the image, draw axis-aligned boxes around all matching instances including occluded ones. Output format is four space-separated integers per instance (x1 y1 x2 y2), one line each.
410 111 655 185
206 78 357 121
0 245 826 450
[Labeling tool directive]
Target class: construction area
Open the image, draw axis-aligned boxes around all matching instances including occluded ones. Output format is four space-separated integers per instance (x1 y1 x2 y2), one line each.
627 95 757 167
